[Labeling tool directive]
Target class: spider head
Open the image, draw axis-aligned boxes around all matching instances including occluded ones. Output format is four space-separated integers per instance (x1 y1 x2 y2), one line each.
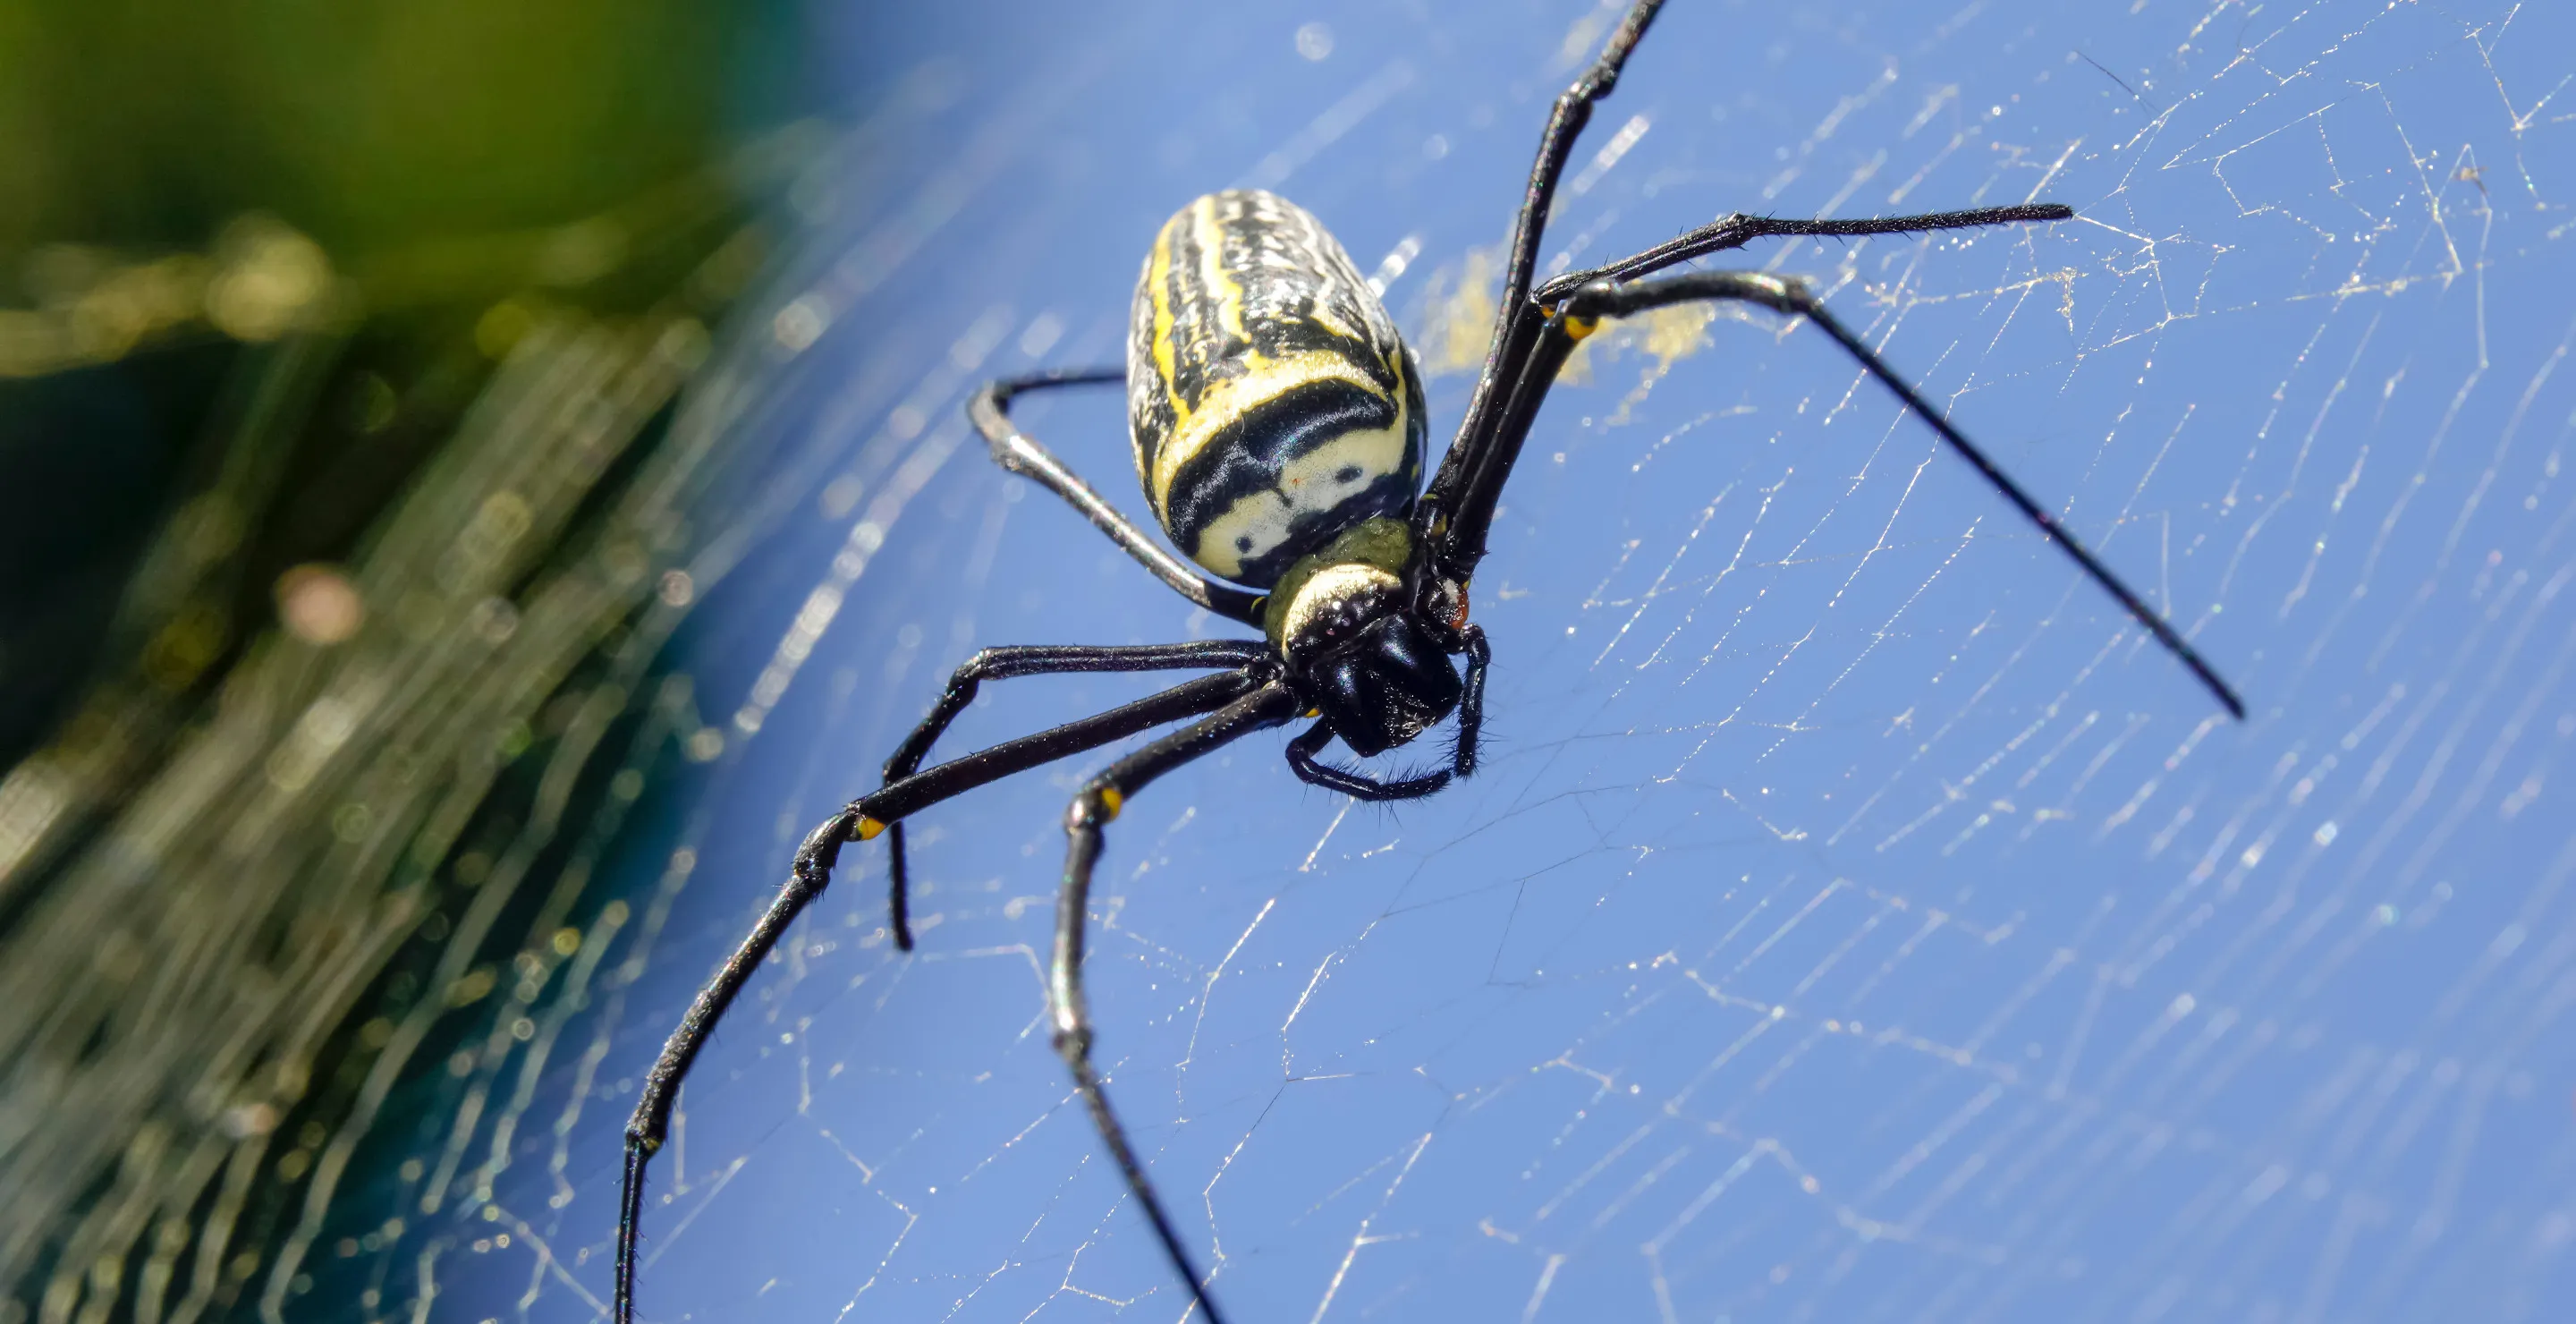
1267 538 1462 758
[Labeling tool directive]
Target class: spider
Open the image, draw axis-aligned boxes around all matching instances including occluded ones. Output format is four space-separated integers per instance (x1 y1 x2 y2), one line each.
615 3 2244 1319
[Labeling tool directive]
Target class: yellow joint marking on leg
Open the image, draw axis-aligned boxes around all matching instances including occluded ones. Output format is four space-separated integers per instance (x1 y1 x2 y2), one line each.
1563 315 1601 342
854 816 886 841
1439 576 1473 630
1097 788 1123 821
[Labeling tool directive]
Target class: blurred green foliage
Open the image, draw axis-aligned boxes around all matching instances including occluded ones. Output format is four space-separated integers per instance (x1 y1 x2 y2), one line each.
0 0 771 257
0 4 818 1319
0 0 806 762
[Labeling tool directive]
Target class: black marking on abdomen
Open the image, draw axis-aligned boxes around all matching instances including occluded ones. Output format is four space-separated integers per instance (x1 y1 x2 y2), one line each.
1162 377 1419 588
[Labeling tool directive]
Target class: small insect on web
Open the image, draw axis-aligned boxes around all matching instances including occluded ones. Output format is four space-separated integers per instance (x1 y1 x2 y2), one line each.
612 2 2245 1320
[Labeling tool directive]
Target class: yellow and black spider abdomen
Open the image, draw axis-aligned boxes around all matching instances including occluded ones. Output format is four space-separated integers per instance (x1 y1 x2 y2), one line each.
1128 189 1426 590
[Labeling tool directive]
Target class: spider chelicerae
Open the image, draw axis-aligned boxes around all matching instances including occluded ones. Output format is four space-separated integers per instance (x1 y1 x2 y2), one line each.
614 3 2244 1319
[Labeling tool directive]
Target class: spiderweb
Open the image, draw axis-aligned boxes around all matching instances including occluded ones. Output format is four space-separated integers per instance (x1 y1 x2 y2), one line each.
364 0 2576 1320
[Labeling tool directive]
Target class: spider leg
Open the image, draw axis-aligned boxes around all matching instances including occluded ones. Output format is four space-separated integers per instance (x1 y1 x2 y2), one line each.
1453 622 1491 776
1531 203 2074 303
615 663 1271 1324
1053 680 1301 1324
1285 722 1449 800
1431 0 1667 520
882 641 1271 948
1436 207 2078 581
1428 309 1595 582
616 808 856 1324
1562 270 2244 717
971 372 1266 625
1284 623 1492 797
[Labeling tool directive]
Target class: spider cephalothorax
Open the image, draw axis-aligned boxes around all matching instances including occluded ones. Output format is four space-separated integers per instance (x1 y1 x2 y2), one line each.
616 4 2244 1321
1263 518 1463 758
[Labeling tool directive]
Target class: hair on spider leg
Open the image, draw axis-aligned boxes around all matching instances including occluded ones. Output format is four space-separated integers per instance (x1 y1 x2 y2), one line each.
1309 751 1455 805
1440 712 1483 777
1353 722 1496 828
616 4 2241 1320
